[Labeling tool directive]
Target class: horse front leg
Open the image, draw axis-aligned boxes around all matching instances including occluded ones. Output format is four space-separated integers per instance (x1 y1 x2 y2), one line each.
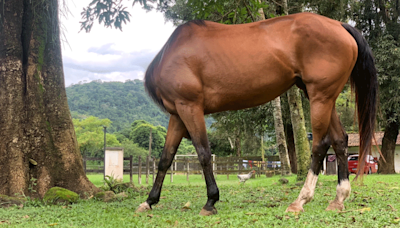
136 115 186 213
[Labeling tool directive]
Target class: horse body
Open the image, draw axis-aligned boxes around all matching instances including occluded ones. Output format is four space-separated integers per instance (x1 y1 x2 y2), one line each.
152 13 356 115
138 12 377 215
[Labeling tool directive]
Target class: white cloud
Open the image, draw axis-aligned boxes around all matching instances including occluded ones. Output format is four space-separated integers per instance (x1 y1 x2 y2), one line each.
61 0 176 87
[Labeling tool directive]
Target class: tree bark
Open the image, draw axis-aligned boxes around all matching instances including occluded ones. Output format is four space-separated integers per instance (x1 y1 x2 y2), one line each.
0 0 98 197
287 87 311 181
285 122 297 174
378 120 399 174
273 97 291 175
235 136 241 157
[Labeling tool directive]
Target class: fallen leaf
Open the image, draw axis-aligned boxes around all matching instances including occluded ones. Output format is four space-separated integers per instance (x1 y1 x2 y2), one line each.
181 201 191 211
132 214 140 217
359 207 371 213
245 212 255 215
160 197 166 199
23 215 29 219
324 193 332 196
48 223 58 226
215 221 221 224
183 201 190 208
174 221 179 226
147 214 154 218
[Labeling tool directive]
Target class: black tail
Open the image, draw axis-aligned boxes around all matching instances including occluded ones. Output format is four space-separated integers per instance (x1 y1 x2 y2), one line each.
342 24 378 178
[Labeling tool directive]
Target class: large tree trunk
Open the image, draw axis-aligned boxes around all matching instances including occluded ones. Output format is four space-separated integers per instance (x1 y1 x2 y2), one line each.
287 87 311 181
285 122 298 174
273 97 291 175
0 0 98 197
378 120 399 174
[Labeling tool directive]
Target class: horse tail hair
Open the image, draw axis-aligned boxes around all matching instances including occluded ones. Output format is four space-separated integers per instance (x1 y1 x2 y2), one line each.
342 23 378 178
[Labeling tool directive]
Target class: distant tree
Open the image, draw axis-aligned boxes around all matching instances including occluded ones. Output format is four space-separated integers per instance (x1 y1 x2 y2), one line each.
335 86 357 133
73 116 121 158
208 130 234 157
373 34 400 174
114 127 132 142
176 139 196 155
353 0 400 174
120 139 149 162
129 121 167 158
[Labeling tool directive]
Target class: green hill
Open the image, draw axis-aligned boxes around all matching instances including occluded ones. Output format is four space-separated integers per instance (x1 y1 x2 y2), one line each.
66 80 214 132
66 80 169 132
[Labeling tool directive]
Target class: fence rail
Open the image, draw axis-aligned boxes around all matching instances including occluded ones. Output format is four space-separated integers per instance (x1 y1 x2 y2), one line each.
83 155 282 184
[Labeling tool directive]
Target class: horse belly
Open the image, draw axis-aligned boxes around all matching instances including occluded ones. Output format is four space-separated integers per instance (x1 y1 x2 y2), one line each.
203 71 295 114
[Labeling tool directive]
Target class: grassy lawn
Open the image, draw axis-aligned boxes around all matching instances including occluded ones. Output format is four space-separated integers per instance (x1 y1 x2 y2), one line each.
1 173 399 227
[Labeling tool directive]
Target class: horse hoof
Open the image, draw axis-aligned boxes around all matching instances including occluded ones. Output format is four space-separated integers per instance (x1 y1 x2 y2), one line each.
326 202 344 211
285 203 304 213
136 202 151 213
199 207 217 216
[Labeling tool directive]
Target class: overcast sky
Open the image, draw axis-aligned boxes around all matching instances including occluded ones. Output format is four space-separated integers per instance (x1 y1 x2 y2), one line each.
60 1 176 87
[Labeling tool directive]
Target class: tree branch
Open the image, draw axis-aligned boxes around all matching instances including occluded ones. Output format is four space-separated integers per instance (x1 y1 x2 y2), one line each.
270 0 283 7
214 9 235 23
244 1 255 22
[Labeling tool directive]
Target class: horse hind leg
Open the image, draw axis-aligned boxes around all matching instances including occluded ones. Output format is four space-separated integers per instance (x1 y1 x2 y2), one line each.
286 98 334 212
326 110 350 211
175 102 219 216
136 114 187 213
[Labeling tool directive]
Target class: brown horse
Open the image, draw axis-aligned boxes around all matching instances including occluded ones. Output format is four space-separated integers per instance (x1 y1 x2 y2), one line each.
136 12 377 215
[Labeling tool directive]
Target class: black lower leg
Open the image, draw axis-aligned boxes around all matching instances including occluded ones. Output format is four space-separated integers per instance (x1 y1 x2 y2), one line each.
198 149 219 210
146 147 177 207
310 135 331 175
332 134 349 184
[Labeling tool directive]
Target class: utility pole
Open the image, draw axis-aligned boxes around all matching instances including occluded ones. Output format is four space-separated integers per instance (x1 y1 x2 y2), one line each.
146 128 152 184
103 126 107 180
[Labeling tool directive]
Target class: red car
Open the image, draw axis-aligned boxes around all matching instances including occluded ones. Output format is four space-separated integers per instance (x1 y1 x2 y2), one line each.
348 154 378 174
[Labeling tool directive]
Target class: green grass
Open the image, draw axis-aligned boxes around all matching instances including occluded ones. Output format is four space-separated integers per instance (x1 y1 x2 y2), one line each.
1 174 399 227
